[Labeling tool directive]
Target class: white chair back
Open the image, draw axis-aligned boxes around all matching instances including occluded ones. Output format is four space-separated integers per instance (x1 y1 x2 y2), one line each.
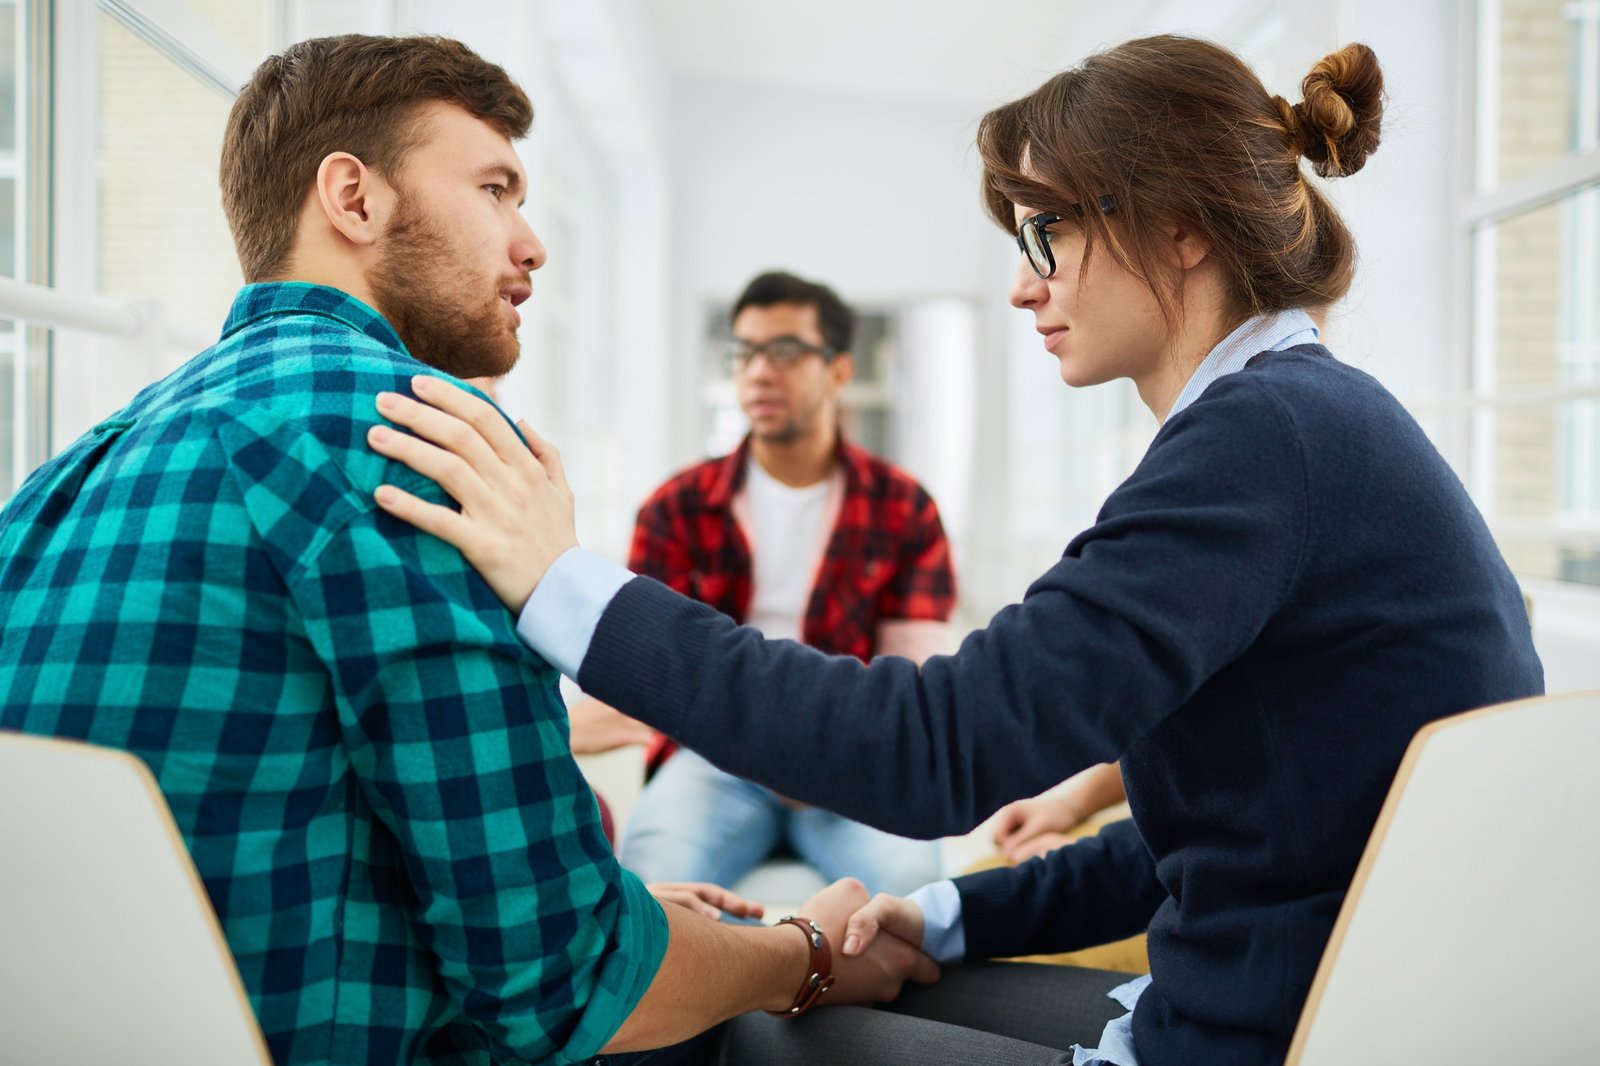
1287 689 1600 1064
0 732 271 1064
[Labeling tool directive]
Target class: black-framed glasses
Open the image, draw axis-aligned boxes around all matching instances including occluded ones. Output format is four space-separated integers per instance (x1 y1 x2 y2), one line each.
1016 195 1118 279
728 335 837 370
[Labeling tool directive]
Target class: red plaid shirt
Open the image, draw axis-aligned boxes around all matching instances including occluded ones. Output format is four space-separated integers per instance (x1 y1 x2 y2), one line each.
630 435 956 771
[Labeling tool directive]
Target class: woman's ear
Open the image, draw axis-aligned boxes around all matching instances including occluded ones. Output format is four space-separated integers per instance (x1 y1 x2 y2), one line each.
313 152 395 249
1167 222 1213 272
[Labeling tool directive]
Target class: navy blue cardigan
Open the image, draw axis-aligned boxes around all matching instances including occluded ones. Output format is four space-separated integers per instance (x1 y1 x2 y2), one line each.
578 346 1543 1065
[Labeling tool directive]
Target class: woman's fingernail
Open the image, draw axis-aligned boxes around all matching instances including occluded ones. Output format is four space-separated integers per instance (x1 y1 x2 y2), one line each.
370 426 392 443
377 392 398 411
412 375 433 393
844 935 861 955
375 486 395 506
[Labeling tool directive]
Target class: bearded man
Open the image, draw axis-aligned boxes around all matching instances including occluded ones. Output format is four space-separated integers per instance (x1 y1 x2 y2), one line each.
0 34 932 1066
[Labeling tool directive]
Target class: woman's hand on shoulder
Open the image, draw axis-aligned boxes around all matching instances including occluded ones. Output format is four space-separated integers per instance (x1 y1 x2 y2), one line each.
368 375 575 611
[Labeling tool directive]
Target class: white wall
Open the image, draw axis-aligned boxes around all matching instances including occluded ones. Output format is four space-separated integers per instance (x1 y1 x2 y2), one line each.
1317 0 1466 418
665 79 996 463
663 80 1022 609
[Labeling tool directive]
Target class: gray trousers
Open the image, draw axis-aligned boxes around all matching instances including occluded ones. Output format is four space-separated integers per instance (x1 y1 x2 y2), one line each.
598 963 1130 1066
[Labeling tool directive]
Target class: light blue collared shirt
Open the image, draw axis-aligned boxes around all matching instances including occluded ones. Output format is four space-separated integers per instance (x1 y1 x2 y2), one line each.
515 308 1322 1066
1165 308 1319 422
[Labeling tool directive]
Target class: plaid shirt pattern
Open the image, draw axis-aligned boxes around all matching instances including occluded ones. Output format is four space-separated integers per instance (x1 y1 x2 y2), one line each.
629 435 956 770
0 283 666 1066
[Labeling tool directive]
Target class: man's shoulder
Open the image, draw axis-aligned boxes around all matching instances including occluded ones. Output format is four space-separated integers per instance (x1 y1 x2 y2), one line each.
640 453 736 512
839 439 936 509
226 310 424 399
104 319 453 548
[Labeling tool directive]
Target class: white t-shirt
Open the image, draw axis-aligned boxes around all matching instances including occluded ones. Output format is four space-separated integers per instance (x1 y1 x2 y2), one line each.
742 458 837 642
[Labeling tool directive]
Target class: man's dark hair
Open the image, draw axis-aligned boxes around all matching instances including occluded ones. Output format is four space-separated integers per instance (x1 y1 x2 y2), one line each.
221 34 533 282
732 271 854 354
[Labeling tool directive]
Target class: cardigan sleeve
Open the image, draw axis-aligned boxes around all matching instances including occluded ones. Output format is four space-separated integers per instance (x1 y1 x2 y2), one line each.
578 377 1308 838
955 818 1164 959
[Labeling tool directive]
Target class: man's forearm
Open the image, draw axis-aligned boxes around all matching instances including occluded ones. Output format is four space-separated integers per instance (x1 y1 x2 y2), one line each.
600 902 810 1052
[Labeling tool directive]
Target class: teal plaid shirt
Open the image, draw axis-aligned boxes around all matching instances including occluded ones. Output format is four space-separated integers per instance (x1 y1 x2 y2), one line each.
0 283 667 1065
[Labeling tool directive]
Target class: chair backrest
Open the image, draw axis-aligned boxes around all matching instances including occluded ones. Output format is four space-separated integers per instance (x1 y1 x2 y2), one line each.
0 732 271 1064
1286 689 1600 1064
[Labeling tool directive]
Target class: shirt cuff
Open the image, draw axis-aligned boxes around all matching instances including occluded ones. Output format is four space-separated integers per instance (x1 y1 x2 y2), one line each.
514 547 635 679
906 879 966 963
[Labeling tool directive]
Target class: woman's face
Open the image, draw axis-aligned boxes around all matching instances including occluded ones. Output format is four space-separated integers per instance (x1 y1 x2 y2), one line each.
1008 202 1169 390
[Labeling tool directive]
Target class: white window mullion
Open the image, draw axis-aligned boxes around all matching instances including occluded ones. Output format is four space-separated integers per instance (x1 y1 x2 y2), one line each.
1476 0 1502 194
1469 223 1499 511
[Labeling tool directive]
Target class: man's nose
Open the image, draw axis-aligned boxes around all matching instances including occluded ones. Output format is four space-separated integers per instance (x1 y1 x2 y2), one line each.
514 217 546 271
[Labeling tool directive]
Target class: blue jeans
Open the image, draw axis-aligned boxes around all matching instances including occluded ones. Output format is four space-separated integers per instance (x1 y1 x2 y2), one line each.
617 749 942 897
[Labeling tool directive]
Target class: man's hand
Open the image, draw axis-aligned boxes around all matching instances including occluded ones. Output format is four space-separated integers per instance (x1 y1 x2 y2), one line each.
840 891 929 960
649 882 764 921
992 794 1084 863
368 376 574 611
798 879 939 1007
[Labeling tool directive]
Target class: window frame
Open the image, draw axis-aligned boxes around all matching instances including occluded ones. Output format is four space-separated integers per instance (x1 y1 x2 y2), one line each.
1451 0 1600 594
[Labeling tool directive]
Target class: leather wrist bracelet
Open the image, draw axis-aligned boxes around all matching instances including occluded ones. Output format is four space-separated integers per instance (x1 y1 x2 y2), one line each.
767 916 835 1018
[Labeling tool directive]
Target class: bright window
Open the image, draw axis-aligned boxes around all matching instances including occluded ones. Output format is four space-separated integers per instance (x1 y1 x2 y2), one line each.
1468 0 1600 586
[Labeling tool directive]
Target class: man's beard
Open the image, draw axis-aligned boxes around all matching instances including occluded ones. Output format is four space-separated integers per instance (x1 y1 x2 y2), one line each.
749 393 825 446
369 198 523 379
754 419 803 445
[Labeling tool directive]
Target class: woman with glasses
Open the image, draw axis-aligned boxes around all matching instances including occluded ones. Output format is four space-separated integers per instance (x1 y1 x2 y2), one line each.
367 35 1542 1066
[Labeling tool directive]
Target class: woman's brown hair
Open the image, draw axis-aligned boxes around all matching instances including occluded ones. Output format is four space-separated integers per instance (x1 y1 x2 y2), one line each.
220 35 533 283
977 36 1385 324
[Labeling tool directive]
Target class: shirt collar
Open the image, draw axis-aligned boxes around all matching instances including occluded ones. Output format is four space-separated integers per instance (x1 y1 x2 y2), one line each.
218 282 407 353
1165 308 1319 423
708 432 878 509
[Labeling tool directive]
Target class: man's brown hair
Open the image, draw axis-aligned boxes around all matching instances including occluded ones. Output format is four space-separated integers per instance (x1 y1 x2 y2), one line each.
220 35 533 282
977 36 1384 326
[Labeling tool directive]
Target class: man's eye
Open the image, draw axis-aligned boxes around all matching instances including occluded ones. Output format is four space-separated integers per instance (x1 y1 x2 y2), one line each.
484 184 505 199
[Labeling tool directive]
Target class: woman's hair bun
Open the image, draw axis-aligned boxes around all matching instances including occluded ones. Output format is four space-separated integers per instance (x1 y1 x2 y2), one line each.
1274 43 1384 178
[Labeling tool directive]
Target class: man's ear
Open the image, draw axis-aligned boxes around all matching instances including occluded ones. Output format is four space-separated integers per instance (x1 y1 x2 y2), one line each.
827 351 856 393
313 152 394 249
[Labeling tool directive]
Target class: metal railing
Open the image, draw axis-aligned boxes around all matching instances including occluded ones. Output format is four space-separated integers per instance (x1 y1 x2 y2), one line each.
0 275 214 492
0 275 214 351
